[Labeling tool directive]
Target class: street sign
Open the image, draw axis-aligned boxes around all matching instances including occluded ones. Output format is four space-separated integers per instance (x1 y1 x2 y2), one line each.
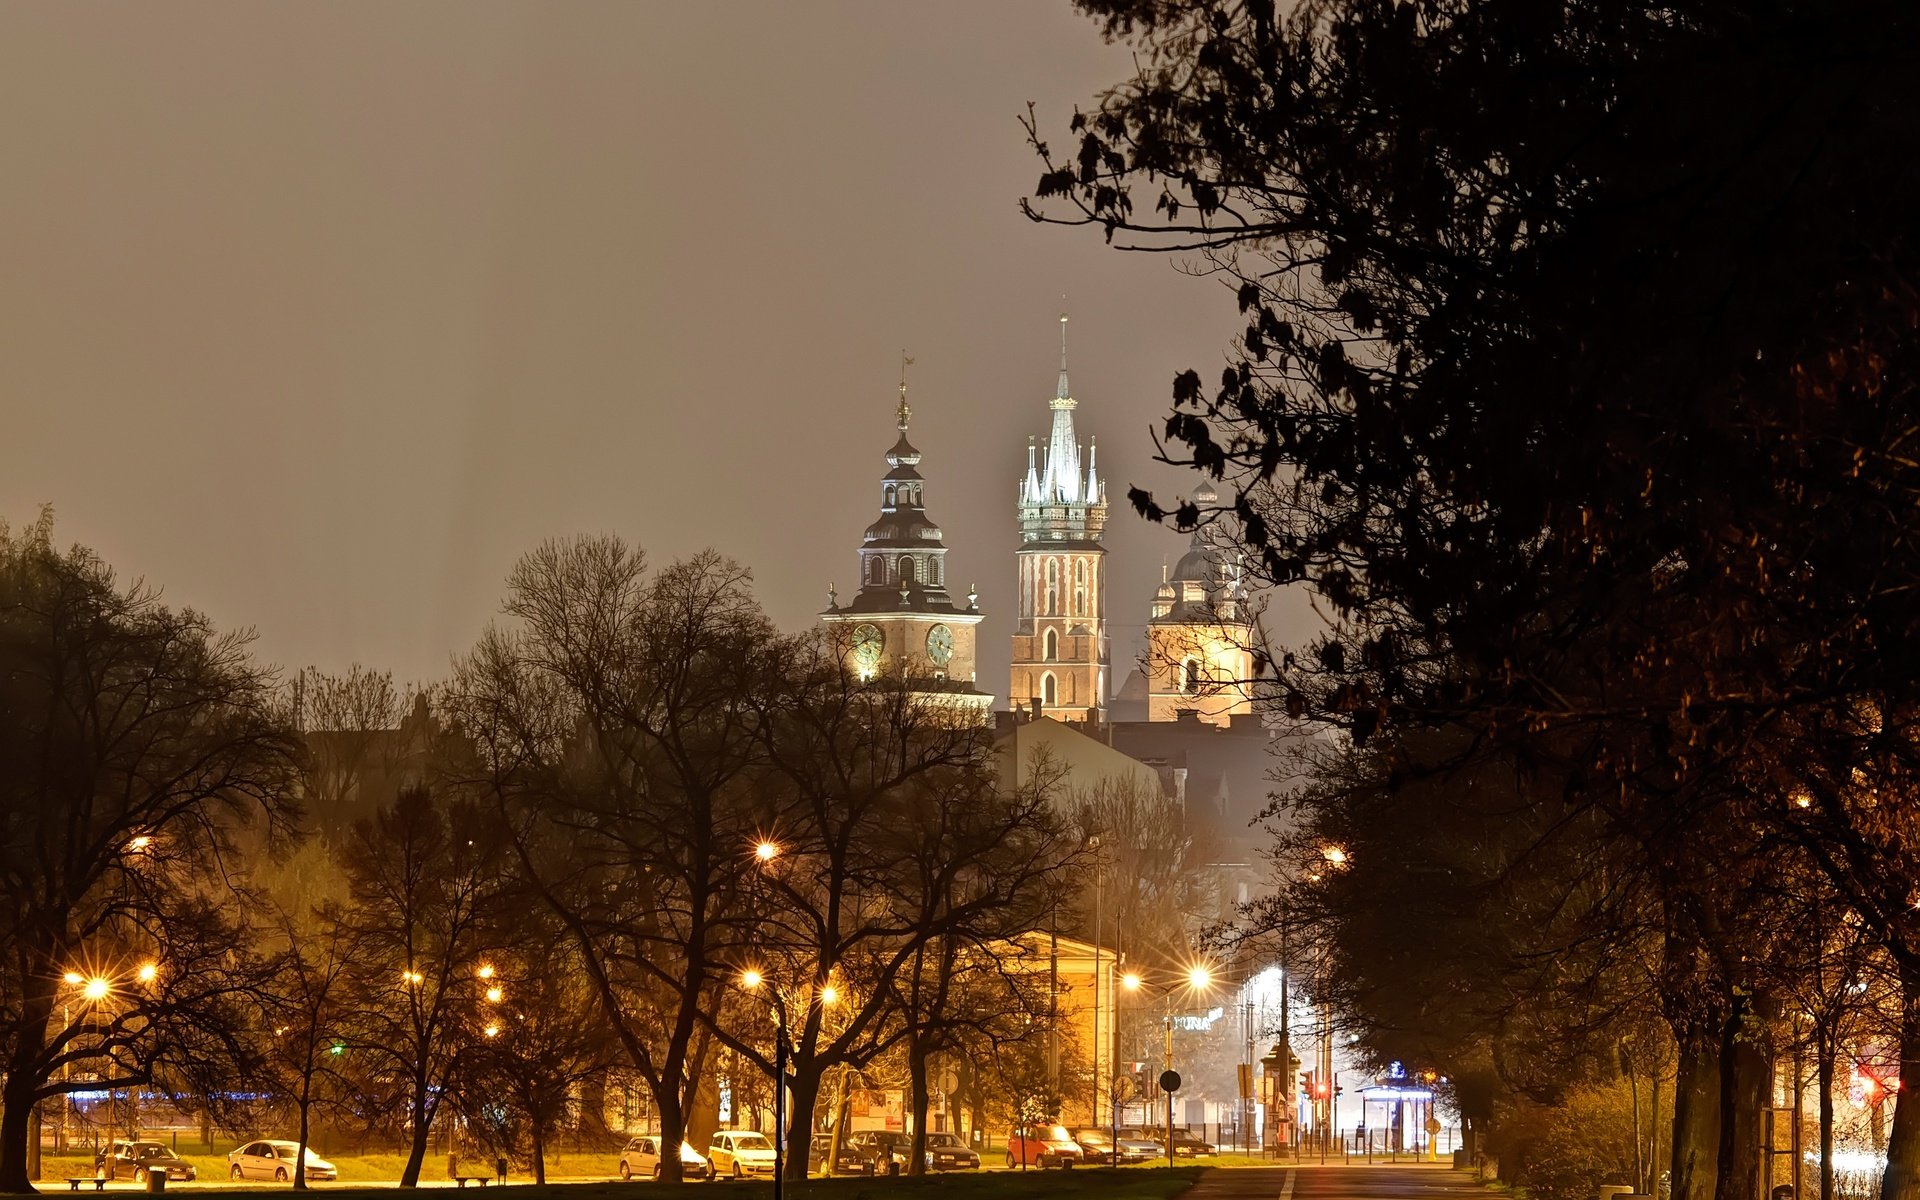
938 1070 961 1095
1237 1063 1254 1100
1425 1116 1442 1136
1112 1074 1137 1102
1160 1069 1182 1094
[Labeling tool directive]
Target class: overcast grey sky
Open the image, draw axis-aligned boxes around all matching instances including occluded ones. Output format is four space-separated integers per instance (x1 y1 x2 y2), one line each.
0 2 1309 693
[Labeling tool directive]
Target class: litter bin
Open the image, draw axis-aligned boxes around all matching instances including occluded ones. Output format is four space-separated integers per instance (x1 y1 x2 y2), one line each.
145 1170 167 1194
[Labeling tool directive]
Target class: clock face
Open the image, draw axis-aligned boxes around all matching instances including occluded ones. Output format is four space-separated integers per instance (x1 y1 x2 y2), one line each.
925 624 954 667
850 623 885 672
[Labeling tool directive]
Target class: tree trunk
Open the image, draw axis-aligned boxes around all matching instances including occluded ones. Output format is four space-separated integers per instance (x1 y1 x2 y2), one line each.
0 1037 44 1194
1672 1017 1723 1200
1715 993 1769 1200
907 1040 932 1177
531 1124 546 1186
1818 1026 1835 1200
655 1089 686 1184
398 1082 432 1188
294 1068 314 1190
1879 967 1920 1200
783 1068 823 1181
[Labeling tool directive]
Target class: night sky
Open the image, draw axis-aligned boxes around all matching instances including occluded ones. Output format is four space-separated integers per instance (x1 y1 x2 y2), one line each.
0 3 1311 696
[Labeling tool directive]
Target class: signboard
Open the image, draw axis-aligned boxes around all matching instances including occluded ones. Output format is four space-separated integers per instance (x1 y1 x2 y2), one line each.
1160 1070 1182 1094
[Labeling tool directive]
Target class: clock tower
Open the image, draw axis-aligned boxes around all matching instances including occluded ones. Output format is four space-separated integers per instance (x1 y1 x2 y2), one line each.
1010 314 1108 723
821 373 990 717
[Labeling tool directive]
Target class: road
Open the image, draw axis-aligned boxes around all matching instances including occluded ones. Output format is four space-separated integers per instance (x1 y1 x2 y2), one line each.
1186 1164 1484 1200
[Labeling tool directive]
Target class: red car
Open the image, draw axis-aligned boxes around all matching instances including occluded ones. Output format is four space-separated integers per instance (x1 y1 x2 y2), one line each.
1004 1124 1082 1169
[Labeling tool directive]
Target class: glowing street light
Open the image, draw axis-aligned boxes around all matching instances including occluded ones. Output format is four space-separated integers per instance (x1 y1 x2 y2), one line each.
476 964 496 980
63 972 84 986
740 969 764 990
1186 965 1213 992
1321 845 1348 866
483 1023 501 1039
82 978 110 1003
128 836 152 853
136 963 158 984
402 970 424 987
755 841 781 863
819 984 840 1007
485 986 504 1004
1122 972 1142 992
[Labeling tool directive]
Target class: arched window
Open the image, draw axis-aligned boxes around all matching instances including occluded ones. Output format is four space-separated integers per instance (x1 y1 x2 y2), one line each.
868 557 884 586
1044 559 1059 616
900 557 916 584
1043 628 1058 661
884 484 896 508
1042 673 1057 708
930 558 942 585
1183 658 1203 694
1073 560 1087 616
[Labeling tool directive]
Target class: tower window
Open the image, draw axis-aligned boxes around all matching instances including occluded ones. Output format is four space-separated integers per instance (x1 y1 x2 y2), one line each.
884 484 896 508
1044 559 1059 616
900 557 916 584
931 558 942 585
1043 628 1058 661
868 557 884 586
1042 673 1057 708
1183 658 1203 694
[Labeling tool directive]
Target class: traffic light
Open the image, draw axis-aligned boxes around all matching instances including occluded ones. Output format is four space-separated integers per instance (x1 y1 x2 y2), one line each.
1300 1071 1315 1098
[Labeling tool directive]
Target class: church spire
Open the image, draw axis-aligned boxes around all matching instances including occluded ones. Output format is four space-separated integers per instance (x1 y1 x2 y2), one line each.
1055 310 1072 406
897 351 914 431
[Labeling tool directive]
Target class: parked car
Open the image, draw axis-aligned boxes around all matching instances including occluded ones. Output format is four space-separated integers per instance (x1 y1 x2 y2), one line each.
847 1130 911 1168
99 1141 196 1183
618 1136 712 1181
1069 1129 1119 1164
1004 1124 1082 1168
227 1140 336 1182
807 1135 877 1177
1112 1133 1165 1163
920 1132 981 1171
1151 1128 1216 1157
707 1130 778 1180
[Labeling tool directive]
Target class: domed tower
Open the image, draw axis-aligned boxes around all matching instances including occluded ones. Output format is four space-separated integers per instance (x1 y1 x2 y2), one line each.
1010 313 1109 722
821 373 989 715
1146 482 1257 724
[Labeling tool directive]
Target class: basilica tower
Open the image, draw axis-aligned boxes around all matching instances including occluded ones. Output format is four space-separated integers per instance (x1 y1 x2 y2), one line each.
1009 314 1108 722
1145 482 1257 724
821 375 989 716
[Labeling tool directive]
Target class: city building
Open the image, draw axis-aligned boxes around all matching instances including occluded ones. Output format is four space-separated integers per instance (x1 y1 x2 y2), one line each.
1143 481 1258 726
820 374 990 717
1008 314 1110 723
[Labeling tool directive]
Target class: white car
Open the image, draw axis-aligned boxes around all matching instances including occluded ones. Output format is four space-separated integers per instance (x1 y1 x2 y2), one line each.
227 1140 336 1182
706 1131 778 1180
619 1136 713 1181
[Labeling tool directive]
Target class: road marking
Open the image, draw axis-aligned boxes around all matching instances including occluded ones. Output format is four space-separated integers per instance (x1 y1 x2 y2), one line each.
1280 1169 1296 1200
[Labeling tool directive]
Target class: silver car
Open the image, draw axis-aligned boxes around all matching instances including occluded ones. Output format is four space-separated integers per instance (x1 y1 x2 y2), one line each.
618 1136 712 1181
227 1140 336 1182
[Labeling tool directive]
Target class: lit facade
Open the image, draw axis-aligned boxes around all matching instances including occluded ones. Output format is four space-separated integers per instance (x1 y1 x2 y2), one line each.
821 377 990 716
1010 314 1109 723
1145 483 1256 726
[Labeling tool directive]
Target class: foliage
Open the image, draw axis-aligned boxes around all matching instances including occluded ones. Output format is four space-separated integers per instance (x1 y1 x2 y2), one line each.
0 510 301 1193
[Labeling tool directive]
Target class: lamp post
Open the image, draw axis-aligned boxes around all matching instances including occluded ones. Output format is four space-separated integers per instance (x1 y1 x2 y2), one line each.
1116 971 1141 1161
1122 966 1214 1167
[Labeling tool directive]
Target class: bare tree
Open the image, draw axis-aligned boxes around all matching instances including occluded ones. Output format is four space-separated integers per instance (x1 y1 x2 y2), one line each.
0 511 301 1193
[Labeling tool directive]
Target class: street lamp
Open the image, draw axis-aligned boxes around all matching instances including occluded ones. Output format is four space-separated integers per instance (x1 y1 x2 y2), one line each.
738 969 792 1200
136 963 158 985
755 840 781 863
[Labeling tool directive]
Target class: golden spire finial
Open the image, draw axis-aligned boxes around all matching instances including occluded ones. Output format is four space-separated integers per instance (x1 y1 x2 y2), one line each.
897 350 915 431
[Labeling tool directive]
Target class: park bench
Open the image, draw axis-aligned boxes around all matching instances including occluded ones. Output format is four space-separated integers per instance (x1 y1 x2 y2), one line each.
65 1179 106 1192
452 1176 492 1188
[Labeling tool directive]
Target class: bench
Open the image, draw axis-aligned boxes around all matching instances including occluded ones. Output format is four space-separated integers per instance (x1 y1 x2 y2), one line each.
65 1180 106 1192
452 1177 493 1188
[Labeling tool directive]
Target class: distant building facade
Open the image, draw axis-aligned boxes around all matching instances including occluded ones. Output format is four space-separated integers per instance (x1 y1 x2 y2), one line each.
820 377 990 716
1009 314 1110 723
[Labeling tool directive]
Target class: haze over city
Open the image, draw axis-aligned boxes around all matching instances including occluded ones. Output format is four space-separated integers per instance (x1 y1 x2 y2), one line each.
0 2 1272 686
